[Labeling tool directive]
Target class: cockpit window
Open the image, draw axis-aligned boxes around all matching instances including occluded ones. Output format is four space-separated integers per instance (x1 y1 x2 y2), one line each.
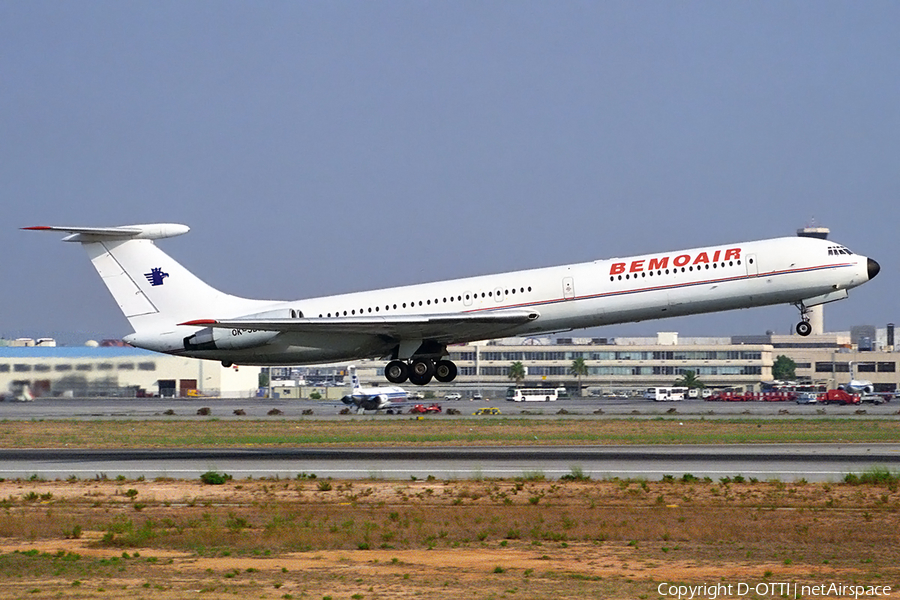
827 245 853 256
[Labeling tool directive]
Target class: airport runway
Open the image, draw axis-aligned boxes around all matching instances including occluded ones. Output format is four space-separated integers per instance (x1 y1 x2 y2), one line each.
1 397 898 481
2 444 899 482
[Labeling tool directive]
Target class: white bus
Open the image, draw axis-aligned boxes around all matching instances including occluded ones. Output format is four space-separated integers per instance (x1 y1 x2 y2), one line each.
643 387 688 401
506 387 562 402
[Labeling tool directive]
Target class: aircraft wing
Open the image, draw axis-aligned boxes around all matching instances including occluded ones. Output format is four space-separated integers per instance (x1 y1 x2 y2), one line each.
180 308 540 344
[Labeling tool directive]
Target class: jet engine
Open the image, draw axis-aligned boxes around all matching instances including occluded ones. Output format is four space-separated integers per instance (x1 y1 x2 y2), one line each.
183 326 278 351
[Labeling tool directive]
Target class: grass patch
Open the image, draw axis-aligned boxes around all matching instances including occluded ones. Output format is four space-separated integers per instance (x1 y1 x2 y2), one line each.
2 418 900 448
844 466 900 488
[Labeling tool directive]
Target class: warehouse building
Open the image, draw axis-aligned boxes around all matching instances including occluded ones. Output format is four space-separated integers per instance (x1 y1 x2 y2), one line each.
0 345 261 398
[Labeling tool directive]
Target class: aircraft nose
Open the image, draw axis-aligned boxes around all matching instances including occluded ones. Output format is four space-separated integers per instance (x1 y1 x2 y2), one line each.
868 258 881 280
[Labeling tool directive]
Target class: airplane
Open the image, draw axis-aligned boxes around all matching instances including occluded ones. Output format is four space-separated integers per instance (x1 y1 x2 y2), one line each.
0 381 35 402
340 366 408 413
25 224 880 385
839 362 875 394
840 380 875 394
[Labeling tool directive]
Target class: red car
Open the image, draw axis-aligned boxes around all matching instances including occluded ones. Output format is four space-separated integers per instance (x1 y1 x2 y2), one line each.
409 403 442 414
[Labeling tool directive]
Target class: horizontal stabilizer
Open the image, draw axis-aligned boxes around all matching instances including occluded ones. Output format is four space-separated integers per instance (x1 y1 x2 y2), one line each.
23 224 190 242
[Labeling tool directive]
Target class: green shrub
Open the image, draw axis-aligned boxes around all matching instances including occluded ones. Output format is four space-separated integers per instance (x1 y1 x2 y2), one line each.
200 471 232 485
844 466 900 488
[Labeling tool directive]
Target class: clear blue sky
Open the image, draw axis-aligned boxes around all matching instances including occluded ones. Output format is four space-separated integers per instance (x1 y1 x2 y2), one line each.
2 2 898 343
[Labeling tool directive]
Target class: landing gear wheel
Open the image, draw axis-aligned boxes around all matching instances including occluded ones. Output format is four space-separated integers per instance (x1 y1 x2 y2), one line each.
408 359 435 386
434 360 458 383
792 301 814 338
385 360 409 384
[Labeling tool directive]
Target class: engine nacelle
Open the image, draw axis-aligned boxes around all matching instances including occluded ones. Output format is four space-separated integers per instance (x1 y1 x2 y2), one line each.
341 393 389 411
184 326 278 351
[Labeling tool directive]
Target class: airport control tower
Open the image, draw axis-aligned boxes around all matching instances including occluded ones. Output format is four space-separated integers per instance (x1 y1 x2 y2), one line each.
796 224 830 335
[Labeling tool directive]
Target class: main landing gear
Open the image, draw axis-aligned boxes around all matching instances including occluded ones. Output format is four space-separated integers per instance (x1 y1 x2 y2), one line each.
793 302 813 337
384 358 458 386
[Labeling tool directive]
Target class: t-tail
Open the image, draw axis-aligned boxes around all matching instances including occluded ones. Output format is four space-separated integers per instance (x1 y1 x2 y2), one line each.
349 366 362 392
23 224 272 341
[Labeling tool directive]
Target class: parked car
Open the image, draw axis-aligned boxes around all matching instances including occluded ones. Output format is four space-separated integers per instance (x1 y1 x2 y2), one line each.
444 393 462 401
795 392 818 404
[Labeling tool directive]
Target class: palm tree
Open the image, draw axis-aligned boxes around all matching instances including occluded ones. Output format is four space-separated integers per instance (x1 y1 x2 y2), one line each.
507 361 526 387
569 357 588 397
674 370 703 389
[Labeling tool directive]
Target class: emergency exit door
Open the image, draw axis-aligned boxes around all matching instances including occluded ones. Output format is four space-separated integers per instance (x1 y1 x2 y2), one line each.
562 276 575 300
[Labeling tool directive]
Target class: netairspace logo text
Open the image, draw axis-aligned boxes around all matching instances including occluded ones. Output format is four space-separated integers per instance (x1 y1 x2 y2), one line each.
657 582 893 599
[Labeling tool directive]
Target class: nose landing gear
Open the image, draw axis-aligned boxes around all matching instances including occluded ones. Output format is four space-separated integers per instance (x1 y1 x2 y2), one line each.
795 320 812 336
793 302 813 337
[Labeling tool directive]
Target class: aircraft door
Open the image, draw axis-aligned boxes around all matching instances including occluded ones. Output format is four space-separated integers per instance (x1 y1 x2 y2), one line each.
562 276 575 300
745 254 759 277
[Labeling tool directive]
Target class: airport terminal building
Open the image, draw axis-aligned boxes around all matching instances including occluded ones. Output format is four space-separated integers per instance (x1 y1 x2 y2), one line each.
1 327 898 399
354 329 900 395
444 333 771 392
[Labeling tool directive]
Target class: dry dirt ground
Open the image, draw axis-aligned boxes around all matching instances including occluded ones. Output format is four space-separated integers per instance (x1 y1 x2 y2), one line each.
0 476 898 599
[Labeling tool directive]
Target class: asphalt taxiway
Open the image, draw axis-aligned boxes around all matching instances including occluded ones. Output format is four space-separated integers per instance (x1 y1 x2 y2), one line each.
1 395 897 420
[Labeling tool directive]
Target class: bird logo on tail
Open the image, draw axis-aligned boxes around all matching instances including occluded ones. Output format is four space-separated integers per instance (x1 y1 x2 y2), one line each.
144 268 169 286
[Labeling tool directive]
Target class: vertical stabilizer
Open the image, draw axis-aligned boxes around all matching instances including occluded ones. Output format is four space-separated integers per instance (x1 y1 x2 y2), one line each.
24 224 271 333
349 366 361 391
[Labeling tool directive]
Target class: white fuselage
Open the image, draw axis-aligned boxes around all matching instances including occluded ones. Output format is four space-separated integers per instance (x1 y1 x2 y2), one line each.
146 236 871 365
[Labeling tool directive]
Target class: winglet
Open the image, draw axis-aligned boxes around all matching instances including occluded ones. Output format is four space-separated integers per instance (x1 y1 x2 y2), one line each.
179 319 219 326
